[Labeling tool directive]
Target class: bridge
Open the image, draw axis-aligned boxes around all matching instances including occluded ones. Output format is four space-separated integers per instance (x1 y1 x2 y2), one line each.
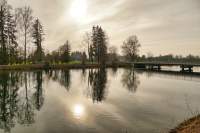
132 62 200 72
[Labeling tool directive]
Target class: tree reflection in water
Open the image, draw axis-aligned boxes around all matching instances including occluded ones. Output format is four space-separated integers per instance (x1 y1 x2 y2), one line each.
47 70 71 91
121 68 140 93
0 72 19 132
17 72 35 126
87 68 108 102
0 68 139 132
32 71 44 111
60 70 71 91
0 71 44 132
81 68 87 83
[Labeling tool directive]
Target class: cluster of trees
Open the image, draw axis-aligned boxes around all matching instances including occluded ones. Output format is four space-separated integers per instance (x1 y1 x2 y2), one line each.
45 41 71 63
0 0 44 65
89 26 108 66
45 25 108 66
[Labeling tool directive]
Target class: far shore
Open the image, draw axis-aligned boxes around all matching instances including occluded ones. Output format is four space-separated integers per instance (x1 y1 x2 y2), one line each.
0 63 131 70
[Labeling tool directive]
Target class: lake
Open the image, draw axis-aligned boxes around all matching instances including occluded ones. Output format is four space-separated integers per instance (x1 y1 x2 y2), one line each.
0 68 200 133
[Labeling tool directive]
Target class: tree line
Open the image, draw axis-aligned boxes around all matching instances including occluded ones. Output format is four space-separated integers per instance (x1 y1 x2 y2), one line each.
139 54 200 63
0 0 142 66
0 0 44 65
45 25 109 66
1 0 200 66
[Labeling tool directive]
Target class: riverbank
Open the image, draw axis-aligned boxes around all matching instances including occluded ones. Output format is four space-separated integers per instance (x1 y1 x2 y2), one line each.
170 115 200 133
0 63 131 70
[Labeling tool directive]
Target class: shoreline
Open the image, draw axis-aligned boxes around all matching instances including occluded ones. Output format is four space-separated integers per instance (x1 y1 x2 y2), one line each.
0 63 200 76
0 63 131 70
170 115 200 133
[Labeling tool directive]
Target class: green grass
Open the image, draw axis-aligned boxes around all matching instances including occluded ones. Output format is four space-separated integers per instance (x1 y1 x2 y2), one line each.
67 61 82 65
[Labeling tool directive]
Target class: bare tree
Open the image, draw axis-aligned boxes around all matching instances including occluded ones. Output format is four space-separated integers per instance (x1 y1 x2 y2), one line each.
82 32 91 61
109 46 117 55
121 35 141 62
108 46 118 64
17 6 33 64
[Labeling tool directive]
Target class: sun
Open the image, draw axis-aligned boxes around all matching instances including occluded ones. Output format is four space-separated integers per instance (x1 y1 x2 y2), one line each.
70 0 87 21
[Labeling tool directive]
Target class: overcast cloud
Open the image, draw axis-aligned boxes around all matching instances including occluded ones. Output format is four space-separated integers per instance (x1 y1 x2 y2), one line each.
6 0 200 56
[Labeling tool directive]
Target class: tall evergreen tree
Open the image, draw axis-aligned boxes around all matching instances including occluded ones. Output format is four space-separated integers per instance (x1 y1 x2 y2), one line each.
97 27 107 65
91 26 108 66
0 5 8 65
59 41 71 63
91 26 98 62
32 19 44 62
6 9 18 64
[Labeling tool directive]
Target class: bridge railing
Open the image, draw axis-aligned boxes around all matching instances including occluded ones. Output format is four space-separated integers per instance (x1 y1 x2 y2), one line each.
128 61 200 66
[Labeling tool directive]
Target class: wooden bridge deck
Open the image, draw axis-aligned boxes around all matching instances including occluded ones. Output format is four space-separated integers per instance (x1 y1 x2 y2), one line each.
133 62 200 67
131 62 200 72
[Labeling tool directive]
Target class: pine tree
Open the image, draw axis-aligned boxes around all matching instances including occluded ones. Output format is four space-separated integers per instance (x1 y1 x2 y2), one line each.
0 5 8 65
59 41 71 63
92 26 98 63
6 9 18 64
98 27 107 65
91 26 108 66
32 19 44 62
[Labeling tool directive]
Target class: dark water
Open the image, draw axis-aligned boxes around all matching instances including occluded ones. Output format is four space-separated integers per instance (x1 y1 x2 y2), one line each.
0 68 200 133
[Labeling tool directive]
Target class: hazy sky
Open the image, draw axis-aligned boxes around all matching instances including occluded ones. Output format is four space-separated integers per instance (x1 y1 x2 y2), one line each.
6 0 200 56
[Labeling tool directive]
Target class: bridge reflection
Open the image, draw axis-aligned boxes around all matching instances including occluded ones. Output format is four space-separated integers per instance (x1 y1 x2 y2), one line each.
133 62 200 72
137 69 200 82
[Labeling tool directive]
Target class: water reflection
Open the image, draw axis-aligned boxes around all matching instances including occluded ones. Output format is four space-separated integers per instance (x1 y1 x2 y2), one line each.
33 71 44 111
73 104 85 119
47 70 71 91
17 73 35 126
121 68 140 93
0 69 200 132
87 68 108 102
0 72 19 132
0 71 45 132
111 67 118 76
81 69 87 82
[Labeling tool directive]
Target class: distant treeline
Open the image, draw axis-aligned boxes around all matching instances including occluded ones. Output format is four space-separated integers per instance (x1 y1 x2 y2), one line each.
138 54 200 63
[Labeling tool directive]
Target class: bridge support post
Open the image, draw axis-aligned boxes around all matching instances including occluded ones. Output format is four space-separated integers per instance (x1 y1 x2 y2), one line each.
158 65 161 70
181 66 184 72
189 67 193 73
180 65 193 73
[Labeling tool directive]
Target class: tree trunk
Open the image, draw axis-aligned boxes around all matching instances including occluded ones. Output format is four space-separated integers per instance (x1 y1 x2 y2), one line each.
24 28 27 64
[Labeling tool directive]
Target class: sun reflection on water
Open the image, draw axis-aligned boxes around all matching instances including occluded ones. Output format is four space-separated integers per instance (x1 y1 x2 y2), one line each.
73 104 85 119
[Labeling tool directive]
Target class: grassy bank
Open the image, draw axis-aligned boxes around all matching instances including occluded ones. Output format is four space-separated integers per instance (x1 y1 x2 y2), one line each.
170 115 200 133
0 62 131 70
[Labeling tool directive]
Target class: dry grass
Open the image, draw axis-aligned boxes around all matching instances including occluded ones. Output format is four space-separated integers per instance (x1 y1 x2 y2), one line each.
170 115 200 133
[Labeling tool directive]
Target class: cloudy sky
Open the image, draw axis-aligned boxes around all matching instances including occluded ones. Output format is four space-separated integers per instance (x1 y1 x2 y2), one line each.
7 0 200 56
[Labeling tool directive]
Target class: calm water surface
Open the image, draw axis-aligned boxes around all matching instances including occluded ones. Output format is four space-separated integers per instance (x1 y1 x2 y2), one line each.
0 68 200 133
